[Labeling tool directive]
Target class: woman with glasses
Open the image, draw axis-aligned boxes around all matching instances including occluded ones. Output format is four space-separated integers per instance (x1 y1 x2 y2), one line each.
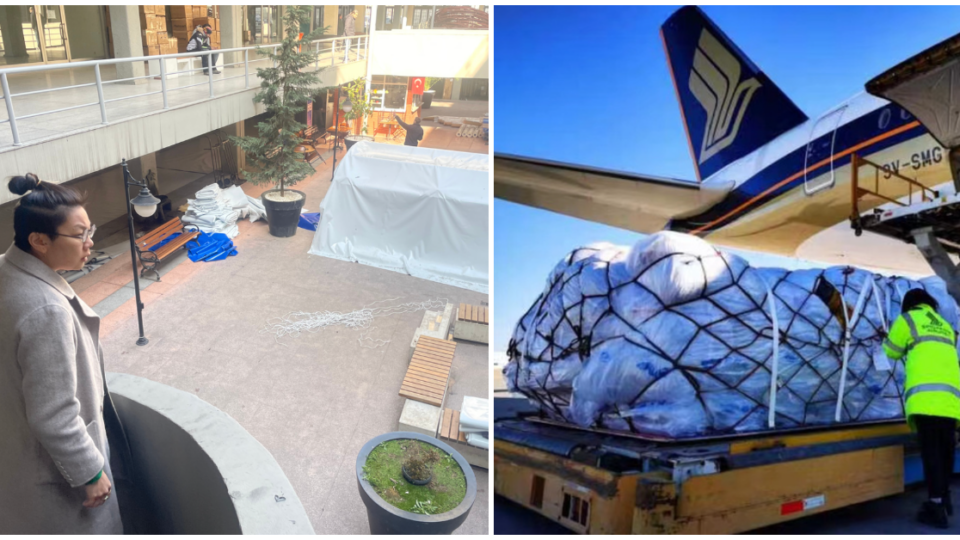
0 174 129 533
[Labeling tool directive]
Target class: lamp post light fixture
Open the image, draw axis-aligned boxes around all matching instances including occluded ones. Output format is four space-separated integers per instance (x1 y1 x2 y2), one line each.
121 158 161 346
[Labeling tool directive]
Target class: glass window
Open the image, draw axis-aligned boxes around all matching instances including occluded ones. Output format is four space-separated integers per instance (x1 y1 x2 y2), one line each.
370 75 408 112
64 5 106 60
0 6 42 66
413 6 432 29
384 7 393 25
246 5 281 44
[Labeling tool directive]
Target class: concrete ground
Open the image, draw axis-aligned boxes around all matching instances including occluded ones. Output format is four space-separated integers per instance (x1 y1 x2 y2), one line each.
86 141 489 533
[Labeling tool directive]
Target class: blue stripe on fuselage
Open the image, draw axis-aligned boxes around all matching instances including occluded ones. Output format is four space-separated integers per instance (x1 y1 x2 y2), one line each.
669 104 928 234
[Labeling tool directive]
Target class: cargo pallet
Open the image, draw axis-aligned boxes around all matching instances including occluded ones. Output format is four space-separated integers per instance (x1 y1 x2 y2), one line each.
493 398 958 534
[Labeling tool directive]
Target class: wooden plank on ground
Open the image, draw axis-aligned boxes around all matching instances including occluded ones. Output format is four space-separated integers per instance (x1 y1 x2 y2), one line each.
401 382 444 400
420 336 457 350
402 374 446 391
400 388 441 407
442 408 454 439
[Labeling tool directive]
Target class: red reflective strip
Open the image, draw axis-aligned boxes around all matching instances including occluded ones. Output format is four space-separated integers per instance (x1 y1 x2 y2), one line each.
781 500 804 515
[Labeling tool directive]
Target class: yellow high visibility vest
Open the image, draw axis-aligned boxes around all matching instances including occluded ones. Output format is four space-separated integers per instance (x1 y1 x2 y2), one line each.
883 304 960 427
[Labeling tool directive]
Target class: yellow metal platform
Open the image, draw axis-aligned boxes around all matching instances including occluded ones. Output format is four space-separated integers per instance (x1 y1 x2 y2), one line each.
494 422 912 534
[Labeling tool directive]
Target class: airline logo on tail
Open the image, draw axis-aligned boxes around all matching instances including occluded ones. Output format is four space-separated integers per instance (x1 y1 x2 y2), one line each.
688 28 762 165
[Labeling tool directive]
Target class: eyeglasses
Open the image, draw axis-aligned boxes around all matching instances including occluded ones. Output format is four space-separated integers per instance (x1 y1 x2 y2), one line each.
58 224 96 243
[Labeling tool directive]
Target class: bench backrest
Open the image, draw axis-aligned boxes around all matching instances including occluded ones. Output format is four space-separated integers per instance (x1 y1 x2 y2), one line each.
137 217 183 251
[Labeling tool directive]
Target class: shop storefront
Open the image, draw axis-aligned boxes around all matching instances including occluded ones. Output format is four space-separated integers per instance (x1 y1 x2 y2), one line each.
0 5 108 66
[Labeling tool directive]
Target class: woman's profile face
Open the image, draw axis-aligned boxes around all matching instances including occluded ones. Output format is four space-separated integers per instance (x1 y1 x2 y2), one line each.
48 206 94 272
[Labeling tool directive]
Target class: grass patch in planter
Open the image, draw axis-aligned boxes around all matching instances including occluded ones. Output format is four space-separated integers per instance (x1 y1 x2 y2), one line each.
362 439 466 515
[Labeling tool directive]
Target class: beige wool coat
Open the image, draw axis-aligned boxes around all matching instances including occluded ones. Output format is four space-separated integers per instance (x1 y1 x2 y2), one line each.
0 243 128 534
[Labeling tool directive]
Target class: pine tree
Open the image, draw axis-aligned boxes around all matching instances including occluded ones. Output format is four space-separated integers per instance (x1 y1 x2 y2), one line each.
230 6 327 198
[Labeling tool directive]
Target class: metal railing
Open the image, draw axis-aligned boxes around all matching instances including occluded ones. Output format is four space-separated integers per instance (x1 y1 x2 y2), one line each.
849 152 940 236
0 35 367 147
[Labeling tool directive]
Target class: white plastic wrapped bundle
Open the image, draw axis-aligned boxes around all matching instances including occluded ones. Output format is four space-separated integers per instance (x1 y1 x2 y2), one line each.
504 232 959 440
182 184 263 238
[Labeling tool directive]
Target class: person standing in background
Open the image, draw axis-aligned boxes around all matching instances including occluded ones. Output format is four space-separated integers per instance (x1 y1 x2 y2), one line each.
343 9 357 63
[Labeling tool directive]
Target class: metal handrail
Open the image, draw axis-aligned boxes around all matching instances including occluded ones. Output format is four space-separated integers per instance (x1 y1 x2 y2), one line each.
0 34 368 147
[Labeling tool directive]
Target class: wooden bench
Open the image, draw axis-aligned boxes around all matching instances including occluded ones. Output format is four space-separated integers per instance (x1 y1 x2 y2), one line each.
458 303 488 324
438 406 488 469
453 303 489 343
399 336 456 407
300 126 327 164
135 217 200 280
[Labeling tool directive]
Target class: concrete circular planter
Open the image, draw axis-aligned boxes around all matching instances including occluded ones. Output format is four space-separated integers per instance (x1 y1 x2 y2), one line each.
261 189 306 238
356 431 476 534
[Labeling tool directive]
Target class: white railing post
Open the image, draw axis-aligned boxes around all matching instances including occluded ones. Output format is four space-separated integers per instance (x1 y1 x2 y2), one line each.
315 41 319 68
94 64 107 124
207 52 214 97
159 57 169 109
1 73 20 145
332 39 336 66
244 49 250 88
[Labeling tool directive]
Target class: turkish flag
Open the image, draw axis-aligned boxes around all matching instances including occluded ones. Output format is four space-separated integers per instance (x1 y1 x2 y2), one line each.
411 77 425 96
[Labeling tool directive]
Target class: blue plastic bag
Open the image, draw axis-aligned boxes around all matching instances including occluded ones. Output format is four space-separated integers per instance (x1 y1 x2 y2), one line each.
187 232 238 262
298 212 320 232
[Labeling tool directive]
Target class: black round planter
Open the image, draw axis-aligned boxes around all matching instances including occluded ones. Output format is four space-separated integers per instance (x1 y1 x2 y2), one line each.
401 464 432 486
357 432 477 535
344 134 374 151
261 189 306 238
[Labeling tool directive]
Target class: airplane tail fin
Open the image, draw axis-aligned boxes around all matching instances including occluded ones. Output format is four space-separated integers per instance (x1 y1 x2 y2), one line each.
660 6 807 180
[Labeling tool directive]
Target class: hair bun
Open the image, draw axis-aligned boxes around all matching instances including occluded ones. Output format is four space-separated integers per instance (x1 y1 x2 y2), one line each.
8 173 41 196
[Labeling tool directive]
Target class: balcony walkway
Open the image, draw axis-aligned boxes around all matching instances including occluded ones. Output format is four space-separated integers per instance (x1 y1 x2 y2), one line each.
0 45 365 150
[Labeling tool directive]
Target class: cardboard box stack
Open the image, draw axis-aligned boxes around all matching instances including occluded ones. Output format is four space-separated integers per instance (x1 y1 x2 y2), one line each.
170 6 219 54
140 5 178 56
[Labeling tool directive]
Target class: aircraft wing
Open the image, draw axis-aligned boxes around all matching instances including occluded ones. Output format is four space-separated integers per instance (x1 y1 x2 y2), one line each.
494 153 730 234
867 31 960 150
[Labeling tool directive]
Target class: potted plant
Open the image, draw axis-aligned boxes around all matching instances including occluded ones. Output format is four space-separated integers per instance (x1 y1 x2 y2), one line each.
343 77 375 151
356 431 477 534
229 6 327 238
422 77 442 109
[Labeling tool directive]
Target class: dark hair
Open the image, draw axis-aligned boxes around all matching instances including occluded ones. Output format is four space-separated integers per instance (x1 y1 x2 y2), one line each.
9 174 85 252
414 117 422 124
902 288 939 313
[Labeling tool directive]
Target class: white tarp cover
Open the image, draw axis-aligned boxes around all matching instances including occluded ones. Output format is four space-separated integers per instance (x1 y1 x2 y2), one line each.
309 141 489 293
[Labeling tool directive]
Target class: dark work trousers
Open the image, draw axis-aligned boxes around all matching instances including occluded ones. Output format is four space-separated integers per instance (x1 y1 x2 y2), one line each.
202 50 219 72
915 414 957 500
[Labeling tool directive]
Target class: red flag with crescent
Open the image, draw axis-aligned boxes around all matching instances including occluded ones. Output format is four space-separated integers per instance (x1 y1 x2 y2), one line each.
411 77 425 96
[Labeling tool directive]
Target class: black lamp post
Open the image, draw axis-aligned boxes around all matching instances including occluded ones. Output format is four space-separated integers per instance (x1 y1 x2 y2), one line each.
121 159 161 346
330 85 353 182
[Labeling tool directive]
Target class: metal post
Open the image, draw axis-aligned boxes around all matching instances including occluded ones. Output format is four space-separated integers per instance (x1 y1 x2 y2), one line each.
121 159 149 347
244 49 250 88
1 73 21 146
208 52 214 97
159 57 169 109
94 64 107 124
331 39 336 66
315 41 319 68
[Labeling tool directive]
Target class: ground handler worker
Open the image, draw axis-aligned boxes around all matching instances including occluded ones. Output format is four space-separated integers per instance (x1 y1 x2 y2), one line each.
883 288 960 529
